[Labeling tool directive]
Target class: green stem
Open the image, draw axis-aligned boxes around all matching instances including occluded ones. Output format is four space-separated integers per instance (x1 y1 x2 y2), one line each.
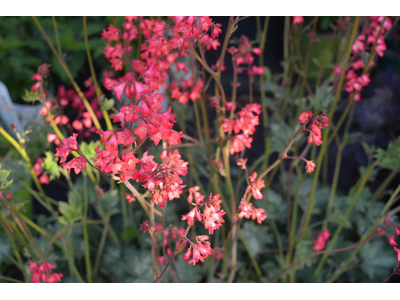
0 275 24 283
301 17 360 235
82 175 93 283
83 16 113 131
52 16 62 56
312 162 376 281
0 126 44 195
0 212 30 282
94 216 110 275
238 230 262 278
32 16 101 130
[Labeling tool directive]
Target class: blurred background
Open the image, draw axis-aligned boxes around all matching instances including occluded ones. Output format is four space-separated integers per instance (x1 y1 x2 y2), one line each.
1 16 400 283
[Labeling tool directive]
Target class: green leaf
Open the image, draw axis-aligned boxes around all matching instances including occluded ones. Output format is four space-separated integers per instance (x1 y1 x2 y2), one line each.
269 116 297 153
258 190 286 222
1 179 13 191
240 222 272 254
80 141 101 162
375 142 400 171
99 190 120 217
332 209 352 229
309 82 335 111
58 190 83 224
0 169 10 182
0 165 13 191
293 240 316 270
98 95 115 111
42 151 61 181
360 239 397 280
346 186 371 214
21 89 38 102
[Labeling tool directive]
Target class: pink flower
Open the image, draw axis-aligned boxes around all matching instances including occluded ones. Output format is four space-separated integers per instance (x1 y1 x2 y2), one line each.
184 236 213 266
238 199 267 224
29 261 63 283
182 207 202 226
39 174 50 185
333 65 342 74
62 157 87 174
250 175 265 200
55 133 79 163
187 186 205 205
125 193 136 203
394 247 400 262
139 220 150 233
293 16 304 24
384 215 391 227
395 225 400 236
299 111 313 124
308 125 323 146
201 194 226 234
313 229 331 252
305 160 316 173
388 235 398 247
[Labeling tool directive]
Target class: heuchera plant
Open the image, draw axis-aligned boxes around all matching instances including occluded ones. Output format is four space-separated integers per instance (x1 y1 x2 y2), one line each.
1 16 400 284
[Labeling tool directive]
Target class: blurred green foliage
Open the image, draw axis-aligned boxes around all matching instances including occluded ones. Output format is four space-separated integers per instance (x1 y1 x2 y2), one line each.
0 16 113 102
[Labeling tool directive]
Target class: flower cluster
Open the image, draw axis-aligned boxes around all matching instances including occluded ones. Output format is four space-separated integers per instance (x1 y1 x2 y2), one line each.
179 191 226 266
376 216 400 269
187 185 205 205
293 16 304 24
341 17 392 101
298 111 329 147
54 134 88 175
29 261 63 283
312 228 331 252
238 199 267 224
170 77 204 104
33 157 50 185
33 75 103 146
157 226 186 264
182 193 226 235
228 35 264 77
183 235 213 266
223 103 262 155
101 16 221 99
143 149 188 207
249 172 265 200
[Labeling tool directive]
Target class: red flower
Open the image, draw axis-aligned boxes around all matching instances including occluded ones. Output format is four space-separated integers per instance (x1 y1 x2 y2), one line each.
55 133 79 163
29 261 63 283
395 225 400 236
139 220 151 233
62 157 87 175
182 207 202 226
39 174 50 185
238 199 267 224
202 194 226 234
388 235 398 247
305 160 316 173
333 65 342 74
308 124 323 146
299 111 313 124
224 104 261 155
187 186 205 205
394 247 400 262
125 193 136 203
183 236 213 266
249 172 265 200
384 215 391 227
293 16 304 24
313 229 331 252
